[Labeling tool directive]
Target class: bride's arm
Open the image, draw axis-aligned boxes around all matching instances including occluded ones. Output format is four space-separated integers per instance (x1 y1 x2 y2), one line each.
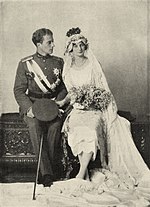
56 91 77 108
55 94 71 108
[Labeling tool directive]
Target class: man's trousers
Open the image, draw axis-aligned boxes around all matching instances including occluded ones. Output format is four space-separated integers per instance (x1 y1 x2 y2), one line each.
24 115 63 179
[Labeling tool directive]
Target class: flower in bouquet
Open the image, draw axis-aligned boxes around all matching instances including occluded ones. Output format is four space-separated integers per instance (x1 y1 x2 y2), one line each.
92 88 112 111
69 85 112 112
69 86 85 105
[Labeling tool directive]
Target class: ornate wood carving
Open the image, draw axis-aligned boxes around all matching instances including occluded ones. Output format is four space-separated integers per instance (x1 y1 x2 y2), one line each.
0 113 149 182
0 115 34 156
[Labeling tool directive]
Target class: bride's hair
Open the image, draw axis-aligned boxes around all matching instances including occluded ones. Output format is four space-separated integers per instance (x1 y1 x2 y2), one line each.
65 27 88 53
66 27 81 37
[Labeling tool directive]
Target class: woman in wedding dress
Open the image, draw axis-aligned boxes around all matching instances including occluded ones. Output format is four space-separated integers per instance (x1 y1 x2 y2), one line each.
51 28 150 206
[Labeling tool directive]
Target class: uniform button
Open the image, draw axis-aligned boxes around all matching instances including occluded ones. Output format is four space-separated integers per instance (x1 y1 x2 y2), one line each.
44 67 47 70
43 59 46 62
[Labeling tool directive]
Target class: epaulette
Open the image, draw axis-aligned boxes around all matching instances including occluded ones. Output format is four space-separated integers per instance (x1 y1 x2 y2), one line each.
21 55 33 63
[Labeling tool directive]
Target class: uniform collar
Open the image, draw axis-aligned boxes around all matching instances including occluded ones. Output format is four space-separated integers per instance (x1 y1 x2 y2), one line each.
36 52 51 59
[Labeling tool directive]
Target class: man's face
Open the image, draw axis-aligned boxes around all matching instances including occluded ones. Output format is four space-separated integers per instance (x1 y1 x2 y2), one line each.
38 34 55 55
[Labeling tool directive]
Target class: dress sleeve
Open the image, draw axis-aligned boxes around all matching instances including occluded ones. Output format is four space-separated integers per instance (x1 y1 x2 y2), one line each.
63 72 73 92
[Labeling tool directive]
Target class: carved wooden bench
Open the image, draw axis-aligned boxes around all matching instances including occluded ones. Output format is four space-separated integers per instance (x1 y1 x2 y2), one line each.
0 113 74 182
0 112 149 182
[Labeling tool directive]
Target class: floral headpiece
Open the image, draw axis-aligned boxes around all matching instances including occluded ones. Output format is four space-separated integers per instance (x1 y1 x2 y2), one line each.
65 27 88 54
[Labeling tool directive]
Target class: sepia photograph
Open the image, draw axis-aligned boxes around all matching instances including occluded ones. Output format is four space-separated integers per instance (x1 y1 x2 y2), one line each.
0 0 150 206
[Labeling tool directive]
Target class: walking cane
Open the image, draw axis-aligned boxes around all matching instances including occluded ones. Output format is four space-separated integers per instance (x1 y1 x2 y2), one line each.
32 133 43 200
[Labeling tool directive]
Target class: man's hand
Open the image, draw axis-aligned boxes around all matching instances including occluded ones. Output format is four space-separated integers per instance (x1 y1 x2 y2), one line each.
27 107 35 118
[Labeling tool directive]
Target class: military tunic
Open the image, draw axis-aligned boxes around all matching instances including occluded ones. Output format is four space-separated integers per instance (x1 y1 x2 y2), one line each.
14 53 67 180
14 53 67 115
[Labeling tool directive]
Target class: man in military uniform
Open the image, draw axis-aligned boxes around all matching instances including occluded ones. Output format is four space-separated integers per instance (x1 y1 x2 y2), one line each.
14 28 68 187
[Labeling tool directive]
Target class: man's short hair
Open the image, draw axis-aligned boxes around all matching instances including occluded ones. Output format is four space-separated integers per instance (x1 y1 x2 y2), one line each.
32 28 53 46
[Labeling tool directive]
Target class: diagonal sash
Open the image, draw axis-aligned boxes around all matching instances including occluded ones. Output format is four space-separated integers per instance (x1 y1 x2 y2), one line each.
26 60 51 93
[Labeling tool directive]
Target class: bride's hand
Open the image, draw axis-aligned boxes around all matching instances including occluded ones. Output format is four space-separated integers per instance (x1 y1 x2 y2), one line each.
55 100 65 108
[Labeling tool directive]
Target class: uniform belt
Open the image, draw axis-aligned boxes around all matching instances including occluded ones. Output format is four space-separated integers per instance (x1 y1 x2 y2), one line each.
28 91 55 99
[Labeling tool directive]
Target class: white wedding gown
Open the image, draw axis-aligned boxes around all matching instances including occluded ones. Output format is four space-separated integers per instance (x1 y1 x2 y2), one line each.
49 61 150 206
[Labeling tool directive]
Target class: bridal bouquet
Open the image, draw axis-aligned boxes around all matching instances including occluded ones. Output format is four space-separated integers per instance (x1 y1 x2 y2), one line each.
69 85 112 112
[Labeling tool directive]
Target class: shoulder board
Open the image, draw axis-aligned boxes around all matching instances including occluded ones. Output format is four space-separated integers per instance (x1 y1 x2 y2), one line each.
21 55 33 63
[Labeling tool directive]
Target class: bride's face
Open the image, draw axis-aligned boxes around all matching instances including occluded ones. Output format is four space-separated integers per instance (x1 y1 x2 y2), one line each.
72 41 86 57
